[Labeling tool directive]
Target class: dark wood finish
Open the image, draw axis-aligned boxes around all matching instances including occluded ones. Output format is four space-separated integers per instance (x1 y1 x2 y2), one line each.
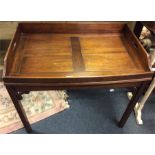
118 81 150 127
124 25 150 71
3 22 154 133
3 24 152 84
6 86 32 133
19 22 125 33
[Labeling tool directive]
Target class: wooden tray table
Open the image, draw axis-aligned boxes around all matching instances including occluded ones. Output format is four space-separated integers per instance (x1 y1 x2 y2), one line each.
3 22 154 133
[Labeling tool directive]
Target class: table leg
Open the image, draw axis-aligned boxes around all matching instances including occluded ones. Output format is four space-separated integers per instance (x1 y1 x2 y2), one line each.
127 92 143 124
6 86 32 133
135 77 155 124
118 82 149 127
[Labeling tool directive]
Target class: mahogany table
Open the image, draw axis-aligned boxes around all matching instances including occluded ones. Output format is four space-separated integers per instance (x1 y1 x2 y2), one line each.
2 22 153 133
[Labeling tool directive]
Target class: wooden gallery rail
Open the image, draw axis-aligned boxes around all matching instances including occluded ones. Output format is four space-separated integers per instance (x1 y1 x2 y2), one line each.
2 22 154 133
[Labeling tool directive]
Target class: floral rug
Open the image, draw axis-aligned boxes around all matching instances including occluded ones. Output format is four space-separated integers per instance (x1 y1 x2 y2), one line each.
0 82 69 133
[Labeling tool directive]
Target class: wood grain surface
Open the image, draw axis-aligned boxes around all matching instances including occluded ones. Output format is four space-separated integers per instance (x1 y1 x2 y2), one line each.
3 22 153 85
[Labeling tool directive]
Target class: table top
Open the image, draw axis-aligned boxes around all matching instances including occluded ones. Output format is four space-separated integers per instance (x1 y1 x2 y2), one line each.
3 22 153 85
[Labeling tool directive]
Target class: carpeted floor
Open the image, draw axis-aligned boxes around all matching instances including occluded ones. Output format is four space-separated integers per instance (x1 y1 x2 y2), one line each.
12 88 155 134
0 81 69 133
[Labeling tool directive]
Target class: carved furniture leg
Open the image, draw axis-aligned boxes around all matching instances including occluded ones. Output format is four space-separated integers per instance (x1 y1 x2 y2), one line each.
6 86 32 133
118 82 149 127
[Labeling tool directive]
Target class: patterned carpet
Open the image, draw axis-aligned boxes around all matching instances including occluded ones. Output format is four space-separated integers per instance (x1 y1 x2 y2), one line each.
0 82 69 133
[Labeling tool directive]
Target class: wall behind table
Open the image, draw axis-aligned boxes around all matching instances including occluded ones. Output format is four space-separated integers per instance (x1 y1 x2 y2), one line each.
0 22 18 51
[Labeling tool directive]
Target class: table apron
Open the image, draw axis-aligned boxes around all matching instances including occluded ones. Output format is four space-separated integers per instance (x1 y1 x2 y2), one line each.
4 80 150 91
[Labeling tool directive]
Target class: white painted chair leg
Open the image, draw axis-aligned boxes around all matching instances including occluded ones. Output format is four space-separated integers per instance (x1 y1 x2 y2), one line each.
127 92 143 124
128 78 155 125
150 49 155 66
134 103 143 125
